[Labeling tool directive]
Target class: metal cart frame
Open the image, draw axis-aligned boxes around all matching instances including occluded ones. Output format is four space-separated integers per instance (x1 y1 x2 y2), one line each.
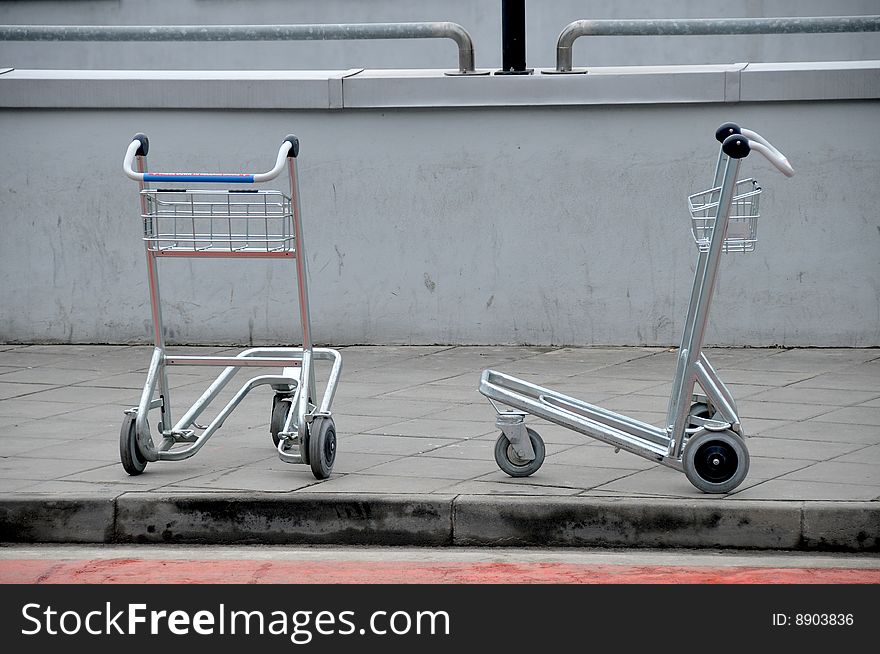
120 133 342 479
479 123 794 493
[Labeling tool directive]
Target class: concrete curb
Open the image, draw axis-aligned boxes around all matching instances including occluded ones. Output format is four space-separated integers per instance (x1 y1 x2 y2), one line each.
0 495 115 544
0 494 877 551
452 497 805 550
114 493 454 546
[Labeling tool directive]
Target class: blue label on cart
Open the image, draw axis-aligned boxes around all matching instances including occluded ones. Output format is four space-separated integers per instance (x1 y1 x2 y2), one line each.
143 173 255 183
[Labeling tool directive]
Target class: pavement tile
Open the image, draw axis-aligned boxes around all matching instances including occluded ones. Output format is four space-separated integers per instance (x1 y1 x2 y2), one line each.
745 456 816 481
544 443 659 470
161 462 324 492
731 480 880 501
788 372 880 392
833 443 880 465
592 466 717 498
587 363 675 382
359 455 497 481
57 461 222 487
365 418 495 440
477 463 645 491
809 406 880 426
744 436 866 460
483 423 601 445
601 393 675 413
758 421 880 444
340 434 461 456
0 456 116 482
525 375 660 396
0 367 106 385
19 385 142 406
0 382 59 401
778 461 880 486
330 414 403 434
743 418 791 435
736 400 838 421
15 480 152 494
437 480 583 496
429 438 576 461
296 474 457 494
420 402 504 422
15 438 120 463
332 396 452 419
745 386 879 406
331 380 417 399
0 478 43 492
0 399 99 420
380 383 484 403
711 369 816 386
722 350 874 373
330 451 405 474
344 366 462 386
0 436 72 457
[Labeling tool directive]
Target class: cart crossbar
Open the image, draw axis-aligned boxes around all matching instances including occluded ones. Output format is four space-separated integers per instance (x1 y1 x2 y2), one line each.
165 355 304 367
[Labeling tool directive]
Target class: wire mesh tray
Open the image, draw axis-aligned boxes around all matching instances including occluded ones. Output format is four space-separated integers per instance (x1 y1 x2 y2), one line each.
688 178 761 253
141 188 294 255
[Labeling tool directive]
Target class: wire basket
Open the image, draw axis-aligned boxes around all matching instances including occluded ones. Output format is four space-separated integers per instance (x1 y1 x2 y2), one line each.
141 188 294 255
688 178 761 253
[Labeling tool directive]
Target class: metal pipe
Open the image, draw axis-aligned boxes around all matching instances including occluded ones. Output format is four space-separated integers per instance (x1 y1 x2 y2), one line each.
0 22 479 74
669 155 742 459
498 0 530 74
555 15 880 72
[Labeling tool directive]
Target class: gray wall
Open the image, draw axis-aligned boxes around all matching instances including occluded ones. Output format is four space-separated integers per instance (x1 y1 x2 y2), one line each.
1 0 879 71
1 64 878 347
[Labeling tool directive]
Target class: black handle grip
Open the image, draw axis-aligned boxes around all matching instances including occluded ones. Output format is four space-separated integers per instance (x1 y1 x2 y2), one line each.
284 135 299 158
132 133 149 156
722 133 751 159
715 122 741 143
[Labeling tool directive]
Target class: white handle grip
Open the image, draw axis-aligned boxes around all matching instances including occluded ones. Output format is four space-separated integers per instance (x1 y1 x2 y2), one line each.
123 136 297 183
741 128 795 177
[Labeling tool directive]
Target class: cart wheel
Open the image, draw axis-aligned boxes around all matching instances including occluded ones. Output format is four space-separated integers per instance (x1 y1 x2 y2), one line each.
494 427 545 478
688 402 715 427
683 429 749 494
119 413 148 476
308 417 337 480
269 393 293 448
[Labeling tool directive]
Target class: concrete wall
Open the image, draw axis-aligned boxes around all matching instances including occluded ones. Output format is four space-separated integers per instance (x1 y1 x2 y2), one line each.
1 0 879 71
1 63 878 347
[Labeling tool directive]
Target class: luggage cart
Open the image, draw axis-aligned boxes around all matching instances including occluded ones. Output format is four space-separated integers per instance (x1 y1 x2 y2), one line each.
120 133 342 479
479 123 794 493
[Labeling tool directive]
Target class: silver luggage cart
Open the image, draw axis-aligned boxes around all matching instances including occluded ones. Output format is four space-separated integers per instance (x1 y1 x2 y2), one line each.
120 134 342 479
479 123 794 493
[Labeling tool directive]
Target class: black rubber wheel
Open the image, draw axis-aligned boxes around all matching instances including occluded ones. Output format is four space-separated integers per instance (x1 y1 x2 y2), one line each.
683 429 749 493
119 413 148 476
309 417 337 480
687 401 715 427
270 393 293 448
494 427 545 477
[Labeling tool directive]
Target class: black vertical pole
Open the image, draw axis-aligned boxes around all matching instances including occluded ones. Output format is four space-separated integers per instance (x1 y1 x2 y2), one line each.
496 0 532 74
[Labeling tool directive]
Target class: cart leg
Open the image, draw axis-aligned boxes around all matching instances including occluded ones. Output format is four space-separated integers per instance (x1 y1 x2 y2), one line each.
667 155 744 459
137 154 172 437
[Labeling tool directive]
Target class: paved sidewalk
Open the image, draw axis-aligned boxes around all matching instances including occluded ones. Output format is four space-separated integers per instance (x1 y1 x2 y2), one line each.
1 344 878 549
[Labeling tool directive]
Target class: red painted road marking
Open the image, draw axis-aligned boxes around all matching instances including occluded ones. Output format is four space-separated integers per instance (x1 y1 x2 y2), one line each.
1 560 878 584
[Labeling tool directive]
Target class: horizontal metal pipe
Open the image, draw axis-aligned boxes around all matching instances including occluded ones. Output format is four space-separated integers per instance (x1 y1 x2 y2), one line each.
556 15 880 71
165 355 303 367
0 22 477 73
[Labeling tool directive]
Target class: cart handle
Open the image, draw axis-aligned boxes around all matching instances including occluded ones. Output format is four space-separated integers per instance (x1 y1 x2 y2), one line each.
123 134 300 183
715 123 794 177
